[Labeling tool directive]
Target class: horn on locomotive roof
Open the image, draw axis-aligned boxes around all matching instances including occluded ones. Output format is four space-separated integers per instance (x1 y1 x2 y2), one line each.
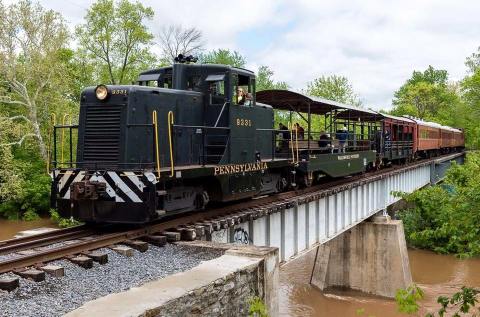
174 54 198 64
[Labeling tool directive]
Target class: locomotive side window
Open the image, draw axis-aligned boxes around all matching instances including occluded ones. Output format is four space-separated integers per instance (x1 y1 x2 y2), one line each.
205 74 226 105
187 75 202 91
232 74 253 106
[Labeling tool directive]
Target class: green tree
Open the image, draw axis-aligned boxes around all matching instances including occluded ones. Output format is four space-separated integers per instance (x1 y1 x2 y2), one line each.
256 66 289 92
0 0 70 160
465 46 480 73
391 65 456 120
306 75 362 106
75 0 155 85
199 49 247 68
397 152 480 257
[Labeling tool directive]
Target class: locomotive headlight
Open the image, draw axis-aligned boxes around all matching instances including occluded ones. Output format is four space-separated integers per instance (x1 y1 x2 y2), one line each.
95 85 109 100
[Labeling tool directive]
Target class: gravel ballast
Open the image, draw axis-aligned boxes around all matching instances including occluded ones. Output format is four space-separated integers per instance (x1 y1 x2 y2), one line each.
0 244 223 317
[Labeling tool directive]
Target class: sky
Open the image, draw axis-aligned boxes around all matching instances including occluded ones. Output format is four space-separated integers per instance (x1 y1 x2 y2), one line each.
7 0 480 110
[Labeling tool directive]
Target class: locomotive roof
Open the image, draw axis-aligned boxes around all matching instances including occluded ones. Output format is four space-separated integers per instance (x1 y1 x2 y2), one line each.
138 64 254 82
256 89 378 121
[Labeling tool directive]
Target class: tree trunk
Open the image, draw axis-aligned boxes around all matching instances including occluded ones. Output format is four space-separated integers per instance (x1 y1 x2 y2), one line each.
28 100 48 161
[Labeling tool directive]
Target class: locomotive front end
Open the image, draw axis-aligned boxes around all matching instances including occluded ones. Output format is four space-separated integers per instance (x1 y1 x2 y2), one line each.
51 85 158 224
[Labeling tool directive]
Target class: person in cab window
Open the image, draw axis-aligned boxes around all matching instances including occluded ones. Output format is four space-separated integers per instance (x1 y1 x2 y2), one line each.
244 93 253 106
237 87 245 105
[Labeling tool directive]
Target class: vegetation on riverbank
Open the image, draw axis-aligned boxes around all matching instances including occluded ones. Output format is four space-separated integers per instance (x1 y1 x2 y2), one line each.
397 152 480 258
395 285 479 316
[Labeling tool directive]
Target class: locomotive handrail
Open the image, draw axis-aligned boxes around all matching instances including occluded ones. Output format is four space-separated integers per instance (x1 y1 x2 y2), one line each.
167 111 175 177
152 110 161 179
46 113 56 173
214 101 229 128
52 123 79 169
61 114 72 167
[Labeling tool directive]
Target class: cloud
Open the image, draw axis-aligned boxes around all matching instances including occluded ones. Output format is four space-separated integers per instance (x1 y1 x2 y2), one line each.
253 0 480 109
5 0 479 110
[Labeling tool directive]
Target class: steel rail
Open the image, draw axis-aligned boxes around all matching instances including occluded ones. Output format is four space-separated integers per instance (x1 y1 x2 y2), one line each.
0 226 95 256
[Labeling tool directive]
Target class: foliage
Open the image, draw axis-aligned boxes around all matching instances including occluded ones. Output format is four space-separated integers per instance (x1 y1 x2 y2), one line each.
248 296 269 317
397 152 480 258
465 46 480 73
306 75 362 106
158 25 204 63
75 0 156 85
199 49 247 68
395 286 479 317
0 149 51 220
391 65 458 120
50 210 82 228
0 0 71 160
256 66 289 92
395 284 425 314
390 62 479 149
427 287 480 317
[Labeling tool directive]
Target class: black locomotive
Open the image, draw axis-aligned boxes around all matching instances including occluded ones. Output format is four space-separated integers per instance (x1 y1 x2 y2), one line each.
50 58 463 224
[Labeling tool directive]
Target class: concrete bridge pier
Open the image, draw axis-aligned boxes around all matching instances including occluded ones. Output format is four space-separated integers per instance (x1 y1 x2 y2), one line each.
310 216 412 298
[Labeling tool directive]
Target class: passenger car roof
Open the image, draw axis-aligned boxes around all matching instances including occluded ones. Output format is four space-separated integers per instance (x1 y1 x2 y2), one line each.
256 89 378 121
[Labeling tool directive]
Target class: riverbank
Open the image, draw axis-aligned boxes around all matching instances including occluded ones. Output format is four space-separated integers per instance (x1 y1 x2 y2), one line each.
280 248 480 316
0 218 57 240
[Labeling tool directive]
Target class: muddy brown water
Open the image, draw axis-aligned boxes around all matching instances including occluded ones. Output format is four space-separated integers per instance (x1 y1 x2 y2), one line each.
0 218 57 240
280 248 480 316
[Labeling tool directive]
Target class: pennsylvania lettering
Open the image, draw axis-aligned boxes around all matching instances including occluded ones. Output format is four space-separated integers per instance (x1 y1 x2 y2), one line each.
214 162 268 176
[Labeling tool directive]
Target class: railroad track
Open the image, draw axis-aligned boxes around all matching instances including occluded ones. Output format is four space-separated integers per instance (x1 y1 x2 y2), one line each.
0 153 462 289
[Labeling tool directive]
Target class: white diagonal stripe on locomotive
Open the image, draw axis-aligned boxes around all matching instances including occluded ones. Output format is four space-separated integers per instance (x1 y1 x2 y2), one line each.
90 174 123 202
122 174 146 198
63 171 86 199
58 170 79 197
107 171 142 203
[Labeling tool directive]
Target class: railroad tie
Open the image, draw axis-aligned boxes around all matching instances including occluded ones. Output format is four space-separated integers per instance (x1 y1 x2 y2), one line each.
83 251 109 264
177 228 196 241
122 240 149 253
14 268 45 282
0 277 19 291
39 265 65 277
141 235 167 247
161 231 181 242
110 245 134 257
193 225 205 238
67 255 94 269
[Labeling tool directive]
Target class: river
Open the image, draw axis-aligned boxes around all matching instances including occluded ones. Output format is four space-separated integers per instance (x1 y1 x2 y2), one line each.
280 248 480 316
0 218 57 240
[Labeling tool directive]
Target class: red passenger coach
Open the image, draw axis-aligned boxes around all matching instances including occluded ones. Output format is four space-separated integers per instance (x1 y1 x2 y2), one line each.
410 119 441 157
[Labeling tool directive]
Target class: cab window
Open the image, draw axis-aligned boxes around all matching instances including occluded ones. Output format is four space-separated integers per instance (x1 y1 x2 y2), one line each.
232 74 253 106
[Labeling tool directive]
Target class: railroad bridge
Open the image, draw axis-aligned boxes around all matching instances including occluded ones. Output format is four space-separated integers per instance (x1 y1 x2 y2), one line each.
210 152 463 259
207 152 465 298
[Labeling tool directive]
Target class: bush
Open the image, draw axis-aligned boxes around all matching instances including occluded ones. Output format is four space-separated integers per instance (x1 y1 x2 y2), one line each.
397 152 480 257
50 209 82 228
0 148 51 220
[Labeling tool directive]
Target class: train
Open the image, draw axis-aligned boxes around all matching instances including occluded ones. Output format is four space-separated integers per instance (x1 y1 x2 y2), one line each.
50 57 465 224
